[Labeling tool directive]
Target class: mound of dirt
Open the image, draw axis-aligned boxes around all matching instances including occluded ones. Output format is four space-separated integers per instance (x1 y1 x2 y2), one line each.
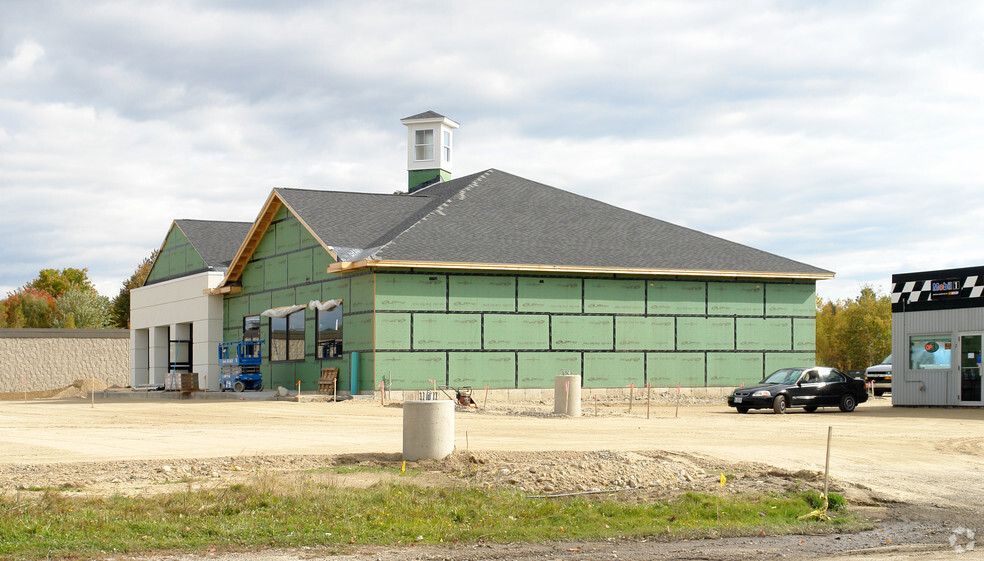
0 449 846 507
0 378 109 401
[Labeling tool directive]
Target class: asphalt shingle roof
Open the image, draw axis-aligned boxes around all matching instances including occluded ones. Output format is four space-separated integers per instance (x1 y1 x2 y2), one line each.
274 189 434 251
279 169 831 277
174 219 252 270
401 110 447 120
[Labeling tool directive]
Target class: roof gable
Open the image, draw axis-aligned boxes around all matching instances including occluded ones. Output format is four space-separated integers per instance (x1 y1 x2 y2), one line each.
144 220 251 286
175 220 252 269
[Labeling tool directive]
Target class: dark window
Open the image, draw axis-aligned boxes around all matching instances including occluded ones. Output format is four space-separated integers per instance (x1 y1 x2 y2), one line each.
317 304 343 359
271 310 305 361
244 315 261 341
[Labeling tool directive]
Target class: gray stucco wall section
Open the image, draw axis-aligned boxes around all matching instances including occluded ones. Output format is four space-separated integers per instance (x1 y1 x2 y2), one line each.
0 329 129 392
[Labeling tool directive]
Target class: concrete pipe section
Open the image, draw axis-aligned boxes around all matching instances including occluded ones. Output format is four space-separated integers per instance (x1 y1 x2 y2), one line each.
554 374 582 416
402 400 455 461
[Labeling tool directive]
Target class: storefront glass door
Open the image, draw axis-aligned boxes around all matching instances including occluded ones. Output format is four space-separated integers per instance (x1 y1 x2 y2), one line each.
959 334 983 405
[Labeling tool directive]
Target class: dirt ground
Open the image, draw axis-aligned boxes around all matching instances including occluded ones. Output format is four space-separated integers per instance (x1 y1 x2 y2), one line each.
1 392 983 560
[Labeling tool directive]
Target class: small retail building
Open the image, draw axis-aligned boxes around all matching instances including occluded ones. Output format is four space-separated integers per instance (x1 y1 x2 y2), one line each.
131 111 833 394
891 265 984 406
130 219 251 387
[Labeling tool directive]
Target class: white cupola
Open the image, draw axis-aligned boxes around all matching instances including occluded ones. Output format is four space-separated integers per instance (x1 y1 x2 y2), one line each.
400 110 459 192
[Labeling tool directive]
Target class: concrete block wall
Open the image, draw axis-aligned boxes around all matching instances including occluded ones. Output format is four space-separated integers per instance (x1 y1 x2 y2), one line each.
0 329 130 392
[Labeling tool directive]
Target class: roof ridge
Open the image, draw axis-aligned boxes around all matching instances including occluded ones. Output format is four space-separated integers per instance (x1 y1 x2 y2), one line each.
275 187 407 198
364 170 496 259
175 218 251 225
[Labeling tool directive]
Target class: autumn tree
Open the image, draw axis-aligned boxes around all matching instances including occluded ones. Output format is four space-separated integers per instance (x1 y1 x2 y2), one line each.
0 268 109 329
816 285 892 372
0 288 57 328
108 251 157 329
53 288 111 328
26 268 95 298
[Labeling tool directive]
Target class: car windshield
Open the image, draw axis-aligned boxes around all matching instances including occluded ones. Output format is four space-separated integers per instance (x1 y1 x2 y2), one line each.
882 354 892 365
762 368 804 385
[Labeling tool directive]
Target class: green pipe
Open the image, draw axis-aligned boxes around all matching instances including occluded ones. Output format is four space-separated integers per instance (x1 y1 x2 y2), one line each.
350 351 359 395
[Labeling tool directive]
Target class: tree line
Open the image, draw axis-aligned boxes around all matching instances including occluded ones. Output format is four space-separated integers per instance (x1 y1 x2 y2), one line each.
815 285 892 372
0 253 155 330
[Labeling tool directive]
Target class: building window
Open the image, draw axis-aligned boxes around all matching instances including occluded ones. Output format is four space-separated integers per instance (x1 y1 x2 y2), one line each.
317 304 343 359
909 334 952 370
243 315 260 341
271 309 305 361
443 130 452 162
414 129 434 161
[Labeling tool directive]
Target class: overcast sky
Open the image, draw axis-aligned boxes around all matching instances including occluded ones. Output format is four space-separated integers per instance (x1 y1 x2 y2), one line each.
2 1 983 302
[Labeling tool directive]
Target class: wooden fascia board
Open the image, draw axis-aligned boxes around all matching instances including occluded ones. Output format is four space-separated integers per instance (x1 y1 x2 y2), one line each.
326 259 835 281
212 191 283 293
202 285 242 295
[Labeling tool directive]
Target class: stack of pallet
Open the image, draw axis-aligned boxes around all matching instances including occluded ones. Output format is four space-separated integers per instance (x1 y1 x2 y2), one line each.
165 371 199 392
319 367 338 394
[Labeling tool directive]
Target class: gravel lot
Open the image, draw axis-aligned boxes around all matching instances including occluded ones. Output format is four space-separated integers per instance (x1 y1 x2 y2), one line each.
1 392 983 560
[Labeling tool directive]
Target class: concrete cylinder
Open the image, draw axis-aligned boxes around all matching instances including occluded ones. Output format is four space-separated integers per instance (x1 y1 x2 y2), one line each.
403 400 455 461
554 374 582 416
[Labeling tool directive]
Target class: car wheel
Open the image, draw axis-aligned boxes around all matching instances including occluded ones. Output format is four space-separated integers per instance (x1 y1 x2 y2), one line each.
773 395 787 414
839 394 857 413
803 405 818 413
736 406 750 414
234 381 245 393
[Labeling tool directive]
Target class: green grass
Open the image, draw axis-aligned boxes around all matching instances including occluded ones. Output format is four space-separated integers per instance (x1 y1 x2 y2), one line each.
305 464 419 476
0 479 871 560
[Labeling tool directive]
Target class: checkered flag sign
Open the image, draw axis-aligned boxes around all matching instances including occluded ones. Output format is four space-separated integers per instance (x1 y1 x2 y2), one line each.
891 275 984 305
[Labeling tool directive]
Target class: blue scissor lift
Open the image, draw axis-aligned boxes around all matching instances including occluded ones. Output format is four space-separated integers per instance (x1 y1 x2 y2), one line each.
218 340 264 392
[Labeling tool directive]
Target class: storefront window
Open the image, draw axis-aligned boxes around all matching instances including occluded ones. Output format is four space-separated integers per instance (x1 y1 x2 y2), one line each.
909 334 952 370
317 304 343 359
243 315 260 341
271 310 305 361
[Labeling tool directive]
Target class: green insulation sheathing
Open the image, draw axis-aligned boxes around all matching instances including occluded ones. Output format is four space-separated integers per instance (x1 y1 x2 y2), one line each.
615 316 674 350
484 315 549 349
518 353 581 387
376 274 447 311
647 353 706 387
449 352 515 388
552 316 613 350
584 353 644 387
517 277 582 313
584 279 644 314
736 318 792 350
707 353 764 386
765 283 815 316
449 276 516 311
647 280 706 315
677 317 735 350
707 282 764 316
413 314 482 349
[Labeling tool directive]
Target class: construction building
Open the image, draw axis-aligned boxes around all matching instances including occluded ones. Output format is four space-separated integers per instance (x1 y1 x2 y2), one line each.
131 111 832 394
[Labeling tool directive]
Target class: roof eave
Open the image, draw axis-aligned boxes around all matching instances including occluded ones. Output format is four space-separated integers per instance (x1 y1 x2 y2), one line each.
326 259 834 280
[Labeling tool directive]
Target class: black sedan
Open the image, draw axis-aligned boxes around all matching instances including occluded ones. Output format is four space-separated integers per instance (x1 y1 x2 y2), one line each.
727 366 868 414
